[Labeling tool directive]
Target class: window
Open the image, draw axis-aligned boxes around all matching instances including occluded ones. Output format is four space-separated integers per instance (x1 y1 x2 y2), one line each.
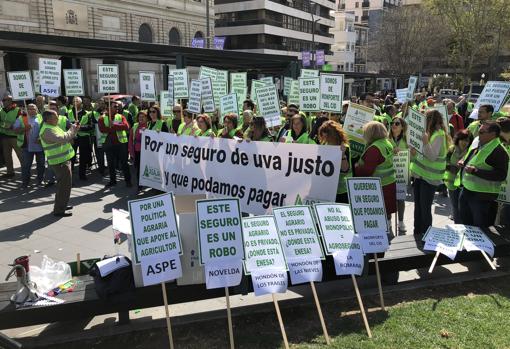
194 31 204 38
355 2 359 8
355 16 358 22
139 23 153 43
169 27 181 45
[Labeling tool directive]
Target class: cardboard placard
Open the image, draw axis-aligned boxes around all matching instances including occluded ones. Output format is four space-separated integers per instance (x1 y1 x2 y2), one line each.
201 78 216 113
288 80 300 106
251 269 288 296
160 91 174 118
394 150 410 201
32 70 40 94
313 203 355 254
447 224 494 257
199 66 217 80
212 80 228 109
283 77 292 97
63 69 84 96
406 76 418 101
423 226 463 260
188 79 202 114
169 69 189 98
396 88 407 103
260 76 274 85
7 71 34 101
251 80 271 105
343 103 375 140
39 58 61 92
300 69 319 78
320 74 344 112
97 64 119 94
220 93 239 120
140 71 156 101
299 77 320 112
332 235 364 276
406 108 426 153
230 72 247 93
255 84 281 127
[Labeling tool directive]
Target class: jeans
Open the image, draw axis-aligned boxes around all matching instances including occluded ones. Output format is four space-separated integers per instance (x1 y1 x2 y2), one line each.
448 189 461 223
459 188 495 229
105 143 131 184
413 178 437 236
21 149 45 185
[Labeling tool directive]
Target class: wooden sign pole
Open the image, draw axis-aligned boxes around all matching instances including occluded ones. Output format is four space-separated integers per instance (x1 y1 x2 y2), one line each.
310 281 331 345
161 282 175 349
373 253 385 311
76 253 81 275
225 286 235 349
351 275 372 338
481 250 496 270
272 294 289 349
74 97 78 124
428 251 440 273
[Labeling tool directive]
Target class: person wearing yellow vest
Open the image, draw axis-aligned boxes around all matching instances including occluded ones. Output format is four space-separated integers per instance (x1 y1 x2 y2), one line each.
355 121 397 221
467 104 493 138
147 106 169 132
70 97 94 181
129 111 148 191
0 95 22 178
444 129 472 223
218 113 243 139
98 101 132 188
195 114 215 137
178 110 199 136
457 121 508 229
167 104 183 134
496 117 510 227
39 110 79 217
389 116 408 233
318 120 351 203
409 109 449 236
284 114 316 144
13 104 45 188
245 116 274 142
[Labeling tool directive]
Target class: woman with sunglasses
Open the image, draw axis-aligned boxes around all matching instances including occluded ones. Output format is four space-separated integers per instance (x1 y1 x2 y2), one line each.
389 116 408 233
195 114 215 137
246 116 273 142
284 113 316 144
409 109 450 236
177 110 198 136
318 120 351 203
147 106 168 132
129 111 149 191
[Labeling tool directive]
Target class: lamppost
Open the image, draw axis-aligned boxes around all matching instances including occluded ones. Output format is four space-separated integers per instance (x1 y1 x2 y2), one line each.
310 2 321 69
480 73 486 86
206 0 210 48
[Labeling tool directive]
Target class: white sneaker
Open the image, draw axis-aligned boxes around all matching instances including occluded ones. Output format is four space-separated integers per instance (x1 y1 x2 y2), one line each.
398 221 407 233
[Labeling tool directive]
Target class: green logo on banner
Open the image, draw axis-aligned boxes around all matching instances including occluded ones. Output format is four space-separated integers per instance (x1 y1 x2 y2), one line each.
294 194 303 205
143 165 161 180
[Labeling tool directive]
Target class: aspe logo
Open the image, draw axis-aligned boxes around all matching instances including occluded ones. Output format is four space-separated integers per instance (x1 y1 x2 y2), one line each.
294 194 325 206
143 165 161 181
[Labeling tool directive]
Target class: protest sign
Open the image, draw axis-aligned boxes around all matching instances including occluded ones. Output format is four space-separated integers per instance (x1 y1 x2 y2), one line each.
394 150 409 200
160 91 174 117
260 76 273 85
474 81 510 113
139 71 156 101
199 66 217 80
256 85 281 127
32 70 40 93
320 74 344 112
283 77 292 96
498 165 510 203
212 80 228 109
251 79 270 105
169 69 189 98
63 69 84 96
128 193 182 287
220 93 238 120
300 69 319 78
251 269 288 296
39 58 61 95
216 70 229 83
201 78 215 113
346 178 389 253
188 79 202 114
406 108 426 153
7 71 34 101
299 77 320 112
288 80 300 105
446 224 495 258
396 88 407 103
204 260 243 289
302 51 311 67
139 132 341 214
97 64 119 94
230 72 247 92
332 236 364 276
343 103 375 152
406 75 418 101
242 216 287 274
423 226 463 261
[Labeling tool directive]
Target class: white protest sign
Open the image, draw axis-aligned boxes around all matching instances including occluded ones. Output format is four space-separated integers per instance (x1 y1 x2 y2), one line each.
230 72 247 92
139 131 341 214
188 79 202 114
242 216 287 274
299 77 320 112
300 69 320 78
251 80 270 105
231 86 247 113
474 81 510 112
447 224 495 257
167 74 174 103
343 103 375 140
169 69 189 98
201 78 215 113
288 80 300 105
204 260 243 289
7 71 34 101
160 91 174 118
97 64 119 94
406 108 426 153
139 71 156 101
347 178 389 253
394 150 409 201
196 198 245 265
498 164 510 203
251 269 288 296
406 76 418 101
287 258 322 284
313 203 355 254
423 226 463 260
283 77 292 96
212 80 228 109
396 88 407 104
40 85 59 98
32 70 40 94
63 69 84 96
140 252 183 286
320 74 344 112
260 76 273 85
256 85 281 127
220 93 238 121
332 235 364 276
199 66 217 80
216 70 229 83
38 58 61 91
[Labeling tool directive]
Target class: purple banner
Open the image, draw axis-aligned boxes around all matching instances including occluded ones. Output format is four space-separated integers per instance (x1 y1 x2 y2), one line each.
213 36 226 50
191 38 205 48
316 50 325 66
302 51 311 67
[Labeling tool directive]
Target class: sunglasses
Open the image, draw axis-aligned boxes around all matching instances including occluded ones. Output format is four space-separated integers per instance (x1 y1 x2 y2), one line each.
392 122 401 126
149 110 157 113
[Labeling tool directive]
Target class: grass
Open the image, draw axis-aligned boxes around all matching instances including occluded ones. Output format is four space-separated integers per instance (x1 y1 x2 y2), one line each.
42 275 510 349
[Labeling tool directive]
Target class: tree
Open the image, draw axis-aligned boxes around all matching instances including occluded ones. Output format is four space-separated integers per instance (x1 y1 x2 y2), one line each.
369 5 448 80
425 0 510 85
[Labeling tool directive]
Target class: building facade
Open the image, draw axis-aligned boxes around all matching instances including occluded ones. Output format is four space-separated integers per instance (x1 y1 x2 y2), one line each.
0 0 213 97
214 0 336 63
329 12 356 72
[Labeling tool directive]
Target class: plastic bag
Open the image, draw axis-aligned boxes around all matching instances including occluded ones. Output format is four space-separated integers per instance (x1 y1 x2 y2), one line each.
30 255 72 293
